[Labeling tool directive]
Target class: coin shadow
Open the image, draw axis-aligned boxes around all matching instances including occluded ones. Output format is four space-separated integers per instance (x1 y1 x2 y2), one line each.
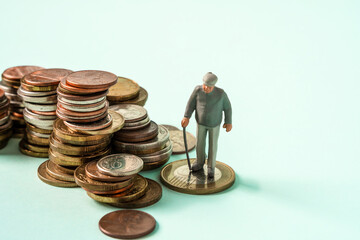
235 174 260 191
0 138 22 156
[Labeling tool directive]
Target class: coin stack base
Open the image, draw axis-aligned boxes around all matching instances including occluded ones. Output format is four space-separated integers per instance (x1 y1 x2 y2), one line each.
37 160 78 188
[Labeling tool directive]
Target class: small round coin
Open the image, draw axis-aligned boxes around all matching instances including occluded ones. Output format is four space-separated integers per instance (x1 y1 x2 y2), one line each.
107 77 140 101
169 130 196 154
97 154 143 177
2 65 44 80
109 87 148 106
23 68 72 86
99 210 156 239
64 113 112 131
114 121 158 143
109 104 147 123
66 70 117 89
160 159 235 195
85 161 135 182
37 161 78 188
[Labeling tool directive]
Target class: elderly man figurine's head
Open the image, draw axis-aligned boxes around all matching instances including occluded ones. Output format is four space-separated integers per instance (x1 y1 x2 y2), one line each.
202 72 217 93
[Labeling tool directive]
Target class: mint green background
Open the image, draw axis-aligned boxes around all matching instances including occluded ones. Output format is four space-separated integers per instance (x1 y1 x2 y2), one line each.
1 1 359 239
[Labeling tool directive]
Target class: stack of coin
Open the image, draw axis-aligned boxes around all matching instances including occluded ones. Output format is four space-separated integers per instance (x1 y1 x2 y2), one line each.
107 77 148 106
18 69 72 158
1 65 44 137
111 104 172 170
0 88 13 149
76 154 162 208
56 70 119 133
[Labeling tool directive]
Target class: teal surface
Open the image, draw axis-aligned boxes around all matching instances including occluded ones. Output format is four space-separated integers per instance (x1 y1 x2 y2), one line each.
1 1 359 239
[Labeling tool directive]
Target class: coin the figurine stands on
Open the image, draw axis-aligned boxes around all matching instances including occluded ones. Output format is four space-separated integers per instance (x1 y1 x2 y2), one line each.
160 72 235 194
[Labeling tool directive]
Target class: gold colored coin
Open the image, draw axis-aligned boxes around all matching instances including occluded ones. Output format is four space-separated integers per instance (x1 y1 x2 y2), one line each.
20 139 49 153
19 141 48 158
20 77 58 92
37 161 79 188
53 119 110 146
114 87 148 106
160 159 236 195
86 175 148 204
46 160 75 182
26 131 50 146
26 123 53 134
74 163 134 192
49 147 111 167
107 77 140 101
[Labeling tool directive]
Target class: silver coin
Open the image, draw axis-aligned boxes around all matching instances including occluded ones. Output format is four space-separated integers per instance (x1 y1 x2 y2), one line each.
0 81 16 93
109 104 147 123
58 100 106 112
124 116 150 128
58 95 106 105
0 115 10 126
64 113 112 131
139 141 173 163
17 87 57 97
10 101 25 108
113 125 170 155
27 129 51 138
18 91 57 104
96 153 143 177
23 102 57 112
23 110 56 130
169 130 196 154
161 124 180 131
5 93 22 102
24 108 56 120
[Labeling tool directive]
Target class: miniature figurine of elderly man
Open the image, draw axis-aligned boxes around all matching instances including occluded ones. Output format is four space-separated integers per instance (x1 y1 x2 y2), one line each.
181 72 232 178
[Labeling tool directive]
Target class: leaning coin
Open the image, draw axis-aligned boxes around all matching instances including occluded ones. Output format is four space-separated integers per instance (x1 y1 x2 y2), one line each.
109 178 162 209
98 210 156 239
97 154 143 177
107 77 140 101
161 124 180 131
2 65 44 80
85 161 135 183
23 68 72 86
108 104 147 123
37 161 78 188
109 87 148 107
169 130 196 154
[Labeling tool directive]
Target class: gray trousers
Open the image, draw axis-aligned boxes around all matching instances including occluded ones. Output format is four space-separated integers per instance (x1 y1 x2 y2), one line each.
195 124 220 170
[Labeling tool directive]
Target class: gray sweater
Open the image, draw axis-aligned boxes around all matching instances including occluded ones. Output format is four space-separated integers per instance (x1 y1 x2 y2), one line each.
184 85 232 128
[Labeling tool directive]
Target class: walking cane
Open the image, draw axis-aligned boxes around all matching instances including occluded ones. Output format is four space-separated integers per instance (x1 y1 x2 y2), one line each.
183 127 192 171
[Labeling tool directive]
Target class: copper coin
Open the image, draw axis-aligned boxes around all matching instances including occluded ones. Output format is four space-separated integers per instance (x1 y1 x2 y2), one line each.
60 78 109 94
56 109 108 123
66 70 117 89
114 121 158 143
142 157 170 171
30 110 56 116
109 104 147 123
85 161 135 183
20 139 49 153
109 179 162 209
2 66 44 80
99 210 156 239
20 78 58 92
83 183 134 195
23 68 72 86
0 88 4 99
26 123 53 134
46 160 75 182
57 86 108 101
64 113 112 131
56 103 107 118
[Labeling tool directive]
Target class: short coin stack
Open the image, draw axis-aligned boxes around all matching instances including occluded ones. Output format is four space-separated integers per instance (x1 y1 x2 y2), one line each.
18 69 72 158
76 154 162 208
0 65 44 138
111 104 172 170
107 77 148 106
0 89 13 149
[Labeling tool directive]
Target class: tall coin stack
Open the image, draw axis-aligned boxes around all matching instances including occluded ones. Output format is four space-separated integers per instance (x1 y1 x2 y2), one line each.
75 154 162 208
0 89 13 149
111 104 172 170
107 77 148 106
0 65 44 138
18 69 73 158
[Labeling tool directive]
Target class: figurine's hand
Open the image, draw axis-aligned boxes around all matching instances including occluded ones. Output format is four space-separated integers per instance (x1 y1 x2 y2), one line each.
181 117 189 128
223 123 232 132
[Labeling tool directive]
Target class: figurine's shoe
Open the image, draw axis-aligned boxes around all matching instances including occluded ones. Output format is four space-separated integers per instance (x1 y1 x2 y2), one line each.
207 167 215 178
191 163 203 172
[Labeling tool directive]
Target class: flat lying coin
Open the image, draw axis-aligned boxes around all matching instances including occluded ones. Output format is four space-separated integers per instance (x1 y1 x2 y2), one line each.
97 154 143 177
85 161 135 182
37 161 78 188
2 65 44 80
46 160 75 182
20 139 49 153
64 113 112 131
109 87 148 106
23 102 57 112
169 130 196 154
114 121 158 143
109 104 147 123
160 159 235 195
60 78 109 94
99 210 156 239
66 70 117 89
23 68 72 86
107 77 140 101
109 178 162 209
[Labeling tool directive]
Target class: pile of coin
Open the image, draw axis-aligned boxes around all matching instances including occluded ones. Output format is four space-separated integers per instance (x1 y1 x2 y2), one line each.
0 89 13 149
111 104 172 170
75 154 162 208
18 69 72 157
107 77 148 106
0 65 44 138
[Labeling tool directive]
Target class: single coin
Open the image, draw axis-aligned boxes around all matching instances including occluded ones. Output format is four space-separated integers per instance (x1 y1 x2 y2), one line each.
37 161 78 188
114 121 158 143
46 160 75 182
74 163 134 192
85 161 135 182
18 91 57 104
140 141 173 163
30 110 56 117
169 130 196 154
124 116 150 128
23 68 72 86
64 113 112 131
109 87 148 107
109 178 162 209
23 102 57 112
2 78 20 87
20 139 49 153
57 86 108 101
49 147 111 167
113 125 169 155
161 124 180 131
57 97 106 112
58 95 106 105
98 210 156 239
26 123 53 134
19 141 48 158
56 108 108 123
17 87 57 97
97 154 143 177
20 78 58 92
87 175 148 203
2 65 44 80
56 103 107 118
70 110 124 135
66 70 117 89
108 104 147 123
107 77 140 101
59 77 109 95
160 159 236 195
